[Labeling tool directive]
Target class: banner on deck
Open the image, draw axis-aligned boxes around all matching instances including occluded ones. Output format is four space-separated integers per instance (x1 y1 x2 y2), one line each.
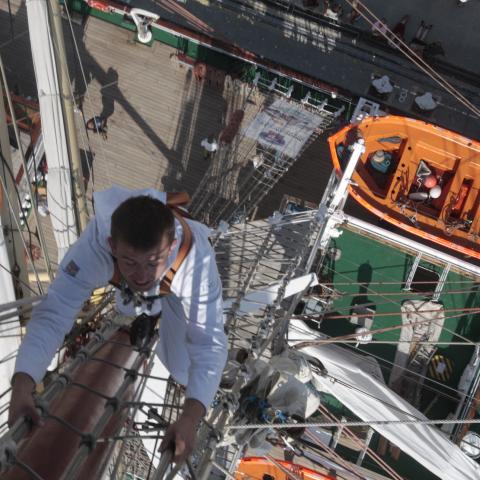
243 99 323 158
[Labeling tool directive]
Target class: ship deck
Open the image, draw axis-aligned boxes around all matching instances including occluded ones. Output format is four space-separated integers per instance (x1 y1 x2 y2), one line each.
0 1 333 280
2 3 480 479
313 224 480 479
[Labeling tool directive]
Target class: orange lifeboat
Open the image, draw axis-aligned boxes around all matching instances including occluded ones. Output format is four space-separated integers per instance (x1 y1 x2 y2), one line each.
328 115 480 259
235 456 336 479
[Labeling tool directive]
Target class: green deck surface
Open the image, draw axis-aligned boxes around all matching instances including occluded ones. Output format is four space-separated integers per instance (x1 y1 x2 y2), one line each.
316 227 480 479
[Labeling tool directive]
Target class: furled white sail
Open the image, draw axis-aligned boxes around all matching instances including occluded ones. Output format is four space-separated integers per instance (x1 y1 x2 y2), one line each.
26 0 77 262
289 320 480 480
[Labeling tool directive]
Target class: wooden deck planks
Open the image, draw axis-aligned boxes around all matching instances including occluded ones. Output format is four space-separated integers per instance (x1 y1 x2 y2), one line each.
1 5 337 285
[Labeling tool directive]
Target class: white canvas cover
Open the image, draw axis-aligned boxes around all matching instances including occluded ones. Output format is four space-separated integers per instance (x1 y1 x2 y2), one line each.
288 320 480 480
26 0 77 262
223 273 318 313
243 99 323 158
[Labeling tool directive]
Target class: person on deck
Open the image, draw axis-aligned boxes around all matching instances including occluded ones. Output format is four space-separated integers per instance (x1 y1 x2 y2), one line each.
86 115 108 140
371 17 388 38
391 15 410 42
200 134 218 161
8 186 228 465
347 0 360 24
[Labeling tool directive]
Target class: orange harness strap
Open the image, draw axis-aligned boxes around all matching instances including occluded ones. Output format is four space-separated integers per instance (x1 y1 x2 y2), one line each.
166 191 191 207
161 208 192 292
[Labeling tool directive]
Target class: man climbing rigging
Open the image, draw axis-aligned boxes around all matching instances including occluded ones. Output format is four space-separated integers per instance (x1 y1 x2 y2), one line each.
8 186 228 465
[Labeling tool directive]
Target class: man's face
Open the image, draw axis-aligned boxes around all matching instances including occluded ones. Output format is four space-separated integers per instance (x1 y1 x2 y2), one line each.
109 235 176 292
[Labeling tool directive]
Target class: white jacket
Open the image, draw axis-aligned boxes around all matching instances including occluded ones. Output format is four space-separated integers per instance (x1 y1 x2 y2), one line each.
15 186 228 408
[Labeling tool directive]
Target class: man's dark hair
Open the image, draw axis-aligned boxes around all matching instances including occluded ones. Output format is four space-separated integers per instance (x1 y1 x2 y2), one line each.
110 196 175 250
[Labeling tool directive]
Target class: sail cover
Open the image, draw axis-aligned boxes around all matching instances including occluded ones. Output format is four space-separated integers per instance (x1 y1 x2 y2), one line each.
26 0 77 262
288 320 480 480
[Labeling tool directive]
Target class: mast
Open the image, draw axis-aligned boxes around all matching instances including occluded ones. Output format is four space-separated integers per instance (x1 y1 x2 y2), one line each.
47 0 89 234
25 0 86 262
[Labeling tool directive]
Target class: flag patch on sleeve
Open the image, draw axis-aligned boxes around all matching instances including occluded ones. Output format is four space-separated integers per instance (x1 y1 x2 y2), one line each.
64 260 80 277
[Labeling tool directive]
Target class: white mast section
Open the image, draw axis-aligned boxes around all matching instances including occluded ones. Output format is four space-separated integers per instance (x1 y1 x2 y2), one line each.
316 139 365 250
26 0 77 262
